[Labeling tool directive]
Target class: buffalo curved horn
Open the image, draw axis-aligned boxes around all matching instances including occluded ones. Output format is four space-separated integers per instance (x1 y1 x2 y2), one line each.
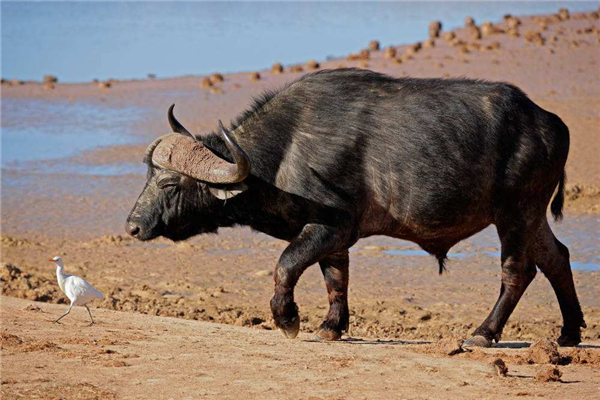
168 104 196 140
152 107 250 184
215 120 250 183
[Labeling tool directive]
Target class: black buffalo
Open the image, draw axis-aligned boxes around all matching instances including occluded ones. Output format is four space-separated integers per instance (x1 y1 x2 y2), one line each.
126 69 585 346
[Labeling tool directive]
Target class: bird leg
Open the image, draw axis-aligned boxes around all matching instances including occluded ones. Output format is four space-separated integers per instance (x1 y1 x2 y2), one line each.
54 304 73 324
85 305 95 326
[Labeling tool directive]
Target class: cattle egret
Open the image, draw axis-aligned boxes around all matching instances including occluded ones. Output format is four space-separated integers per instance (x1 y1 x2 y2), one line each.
50 256 104 326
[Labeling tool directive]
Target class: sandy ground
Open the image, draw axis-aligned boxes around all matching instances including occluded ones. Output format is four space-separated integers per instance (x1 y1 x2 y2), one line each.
2 9 600 400
2 296 600 400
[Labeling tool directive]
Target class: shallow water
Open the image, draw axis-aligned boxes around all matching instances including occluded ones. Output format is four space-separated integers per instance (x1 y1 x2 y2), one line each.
1 99 146 175
2 1 597 82
380 216 600 271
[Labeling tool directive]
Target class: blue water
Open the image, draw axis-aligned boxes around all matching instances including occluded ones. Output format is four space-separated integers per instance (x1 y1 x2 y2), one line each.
1 99 146 174
2 1 597 82
382 217 600 271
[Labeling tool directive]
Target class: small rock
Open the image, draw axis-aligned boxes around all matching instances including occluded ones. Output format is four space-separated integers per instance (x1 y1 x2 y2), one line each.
384 46 397 59
306 59 320 70
558 8 570 21
535 366 562 382
490 358 508 377
98 81 111 89
423 39 435 49
43 75 58 83
249 72 261 82
433 338 464 356
200 77 213 89
368 40 380 51
428 21 442 38
255 269 272 277
270 62 284 74
210 73 224 84
527 339 561 364
444 32 456 42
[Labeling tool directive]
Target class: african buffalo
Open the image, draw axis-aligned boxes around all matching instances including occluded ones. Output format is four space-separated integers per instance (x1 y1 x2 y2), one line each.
126 69 585 347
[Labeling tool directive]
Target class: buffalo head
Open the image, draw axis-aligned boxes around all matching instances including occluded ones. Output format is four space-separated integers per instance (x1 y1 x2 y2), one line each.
125 105 250 241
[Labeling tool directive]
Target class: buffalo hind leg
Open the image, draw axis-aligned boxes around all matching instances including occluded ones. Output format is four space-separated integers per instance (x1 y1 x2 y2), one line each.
313 250 350 341
270 223 355 339
535 218 585 346
465 221 537 347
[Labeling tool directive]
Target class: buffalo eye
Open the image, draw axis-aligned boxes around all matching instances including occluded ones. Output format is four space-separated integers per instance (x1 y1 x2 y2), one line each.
157 174 180 190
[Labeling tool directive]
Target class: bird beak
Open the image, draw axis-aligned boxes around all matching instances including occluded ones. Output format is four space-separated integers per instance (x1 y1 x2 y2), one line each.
48 259 55 262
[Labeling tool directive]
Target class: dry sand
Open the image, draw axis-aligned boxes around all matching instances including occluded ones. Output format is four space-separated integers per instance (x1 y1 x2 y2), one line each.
2 9 600 400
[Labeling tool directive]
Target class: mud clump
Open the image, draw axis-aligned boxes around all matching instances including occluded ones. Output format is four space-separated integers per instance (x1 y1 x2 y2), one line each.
535 366 562 382
383 46 397 59
1 333 24 349
423 39 435 49
249 72 261 82
306 59 320 70
563 348 600 366
431 338 464 356
428 21 442 39
526 339 560 364
490 358 508 377
347 49 370 61
1 263 63 304
368 40 380 51
558 8 570 21
88 235 133 246
270 62 284 75
1 235 37 247
210 73 224 84
525 31 545 46
43 75 58 83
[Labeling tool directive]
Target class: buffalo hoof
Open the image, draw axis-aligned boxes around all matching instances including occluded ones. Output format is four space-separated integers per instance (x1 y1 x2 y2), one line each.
312 328 342 341
557 334 581 347
280 316 300 339
463 335 492 348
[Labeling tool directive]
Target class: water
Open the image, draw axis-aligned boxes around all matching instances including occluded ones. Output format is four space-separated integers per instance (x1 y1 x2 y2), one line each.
2 1 597 82
381 218 600 271
1 99 147 175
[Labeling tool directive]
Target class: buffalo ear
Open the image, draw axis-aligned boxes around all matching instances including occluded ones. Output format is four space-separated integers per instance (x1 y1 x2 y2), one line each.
208 182 248 200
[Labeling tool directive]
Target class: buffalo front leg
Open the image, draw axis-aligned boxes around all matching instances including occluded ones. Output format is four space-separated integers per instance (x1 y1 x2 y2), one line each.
271 223 354 339
313 250 350 341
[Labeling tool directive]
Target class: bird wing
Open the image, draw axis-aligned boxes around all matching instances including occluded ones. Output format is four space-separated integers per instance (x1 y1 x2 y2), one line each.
65 276 104 305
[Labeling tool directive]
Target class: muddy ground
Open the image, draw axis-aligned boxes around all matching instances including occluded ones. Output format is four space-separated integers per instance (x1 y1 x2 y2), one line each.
2 296 600 400
2 9 600 400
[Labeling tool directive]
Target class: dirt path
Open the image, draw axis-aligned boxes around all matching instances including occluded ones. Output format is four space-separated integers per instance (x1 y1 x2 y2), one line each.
2 296 599 400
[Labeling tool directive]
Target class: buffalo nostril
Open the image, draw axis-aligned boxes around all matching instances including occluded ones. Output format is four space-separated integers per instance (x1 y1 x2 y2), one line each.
126 222 140 237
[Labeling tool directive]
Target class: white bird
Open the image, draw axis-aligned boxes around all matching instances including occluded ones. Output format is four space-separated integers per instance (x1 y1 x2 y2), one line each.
49 256 104 326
